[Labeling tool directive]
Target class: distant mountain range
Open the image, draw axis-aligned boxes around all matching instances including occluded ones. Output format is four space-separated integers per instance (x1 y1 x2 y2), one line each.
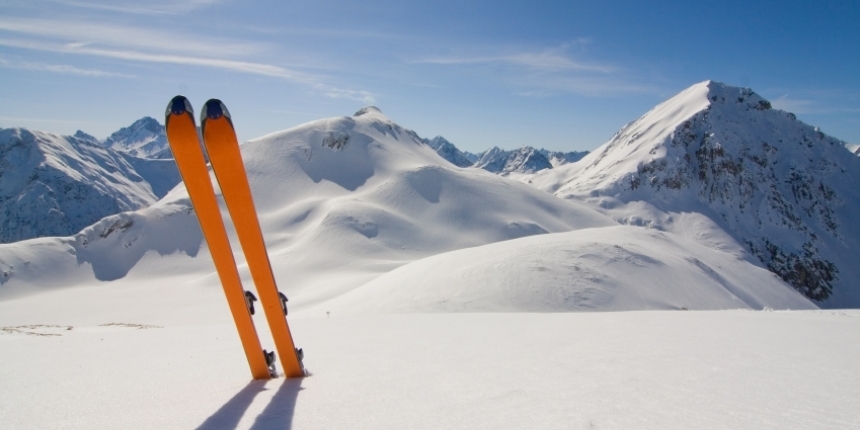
0 128 180 243
422 135 588 174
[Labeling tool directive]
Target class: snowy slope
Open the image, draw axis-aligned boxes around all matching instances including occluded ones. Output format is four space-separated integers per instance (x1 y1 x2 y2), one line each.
313 225 814 315
847 143 860 156
531 81 860 307
0 128 181 243
103 116 171 159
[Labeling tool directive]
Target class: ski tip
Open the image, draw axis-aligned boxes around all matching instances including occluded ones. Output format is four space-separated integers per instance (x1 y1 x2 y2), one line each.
201 99 232 122
166 95 194 118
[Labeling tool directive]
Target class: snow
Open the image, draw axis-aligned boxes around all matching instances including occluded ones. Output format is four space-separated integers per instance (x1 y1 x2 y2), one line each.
2 308 858 429
1 95 857 428
313 226 814 315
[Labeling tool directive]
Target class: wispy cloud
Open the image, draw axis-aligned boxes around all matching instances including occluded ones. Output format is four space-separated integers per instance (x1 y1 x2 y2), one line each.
0 56 135 78
0 38 316 82
417 47 613 73
314 84 376 104
0 16 377 101
0 17 262 57
414 44 653 96
769 92 860 115
40 0 220 15
771 94 814 114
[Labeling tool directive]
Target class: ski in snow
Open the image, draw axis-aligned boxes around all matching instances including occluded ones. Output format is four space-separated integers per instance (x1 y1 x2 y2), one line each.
200 99 306 378
164 96 272 380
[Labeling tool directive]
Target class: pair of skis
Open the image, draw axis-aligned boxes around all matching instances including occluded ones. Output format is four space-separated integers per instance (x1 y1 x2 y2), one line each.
165 96 304 380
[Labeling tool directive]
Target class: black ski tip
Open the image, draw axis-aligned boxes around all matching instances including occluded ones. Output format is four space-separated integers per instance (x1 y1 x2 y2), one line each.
166 95 193 117
201 99 232 122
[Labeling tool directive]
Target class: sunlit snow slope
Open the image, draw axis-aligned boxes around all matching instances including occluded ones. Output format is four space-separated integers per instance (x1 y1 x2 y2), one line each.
313 225 814 315
0 107 615 308
531 81 860 308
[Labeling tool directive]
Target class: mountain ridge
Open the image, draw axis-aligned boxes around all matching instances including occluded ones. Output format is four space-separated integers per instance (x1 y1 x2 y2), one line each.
0 127 181 243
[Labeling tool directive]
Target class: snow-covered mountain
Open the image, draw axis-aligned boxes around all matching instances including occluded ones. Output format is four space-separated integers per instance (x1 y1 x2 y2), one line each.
532 81 860 307
847 143 860 156
421 136 586 173
0 107 615 299
421 136 474 167
469 146 588 175
0 128 181 243
103 116 172 159
473 146 553 175
0 105 814 314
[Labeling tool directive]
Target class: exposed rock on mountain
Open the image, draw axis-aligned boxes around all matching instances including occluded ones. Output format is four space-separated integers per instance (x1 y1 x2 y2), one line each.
532 81 860 306
473 146 552 175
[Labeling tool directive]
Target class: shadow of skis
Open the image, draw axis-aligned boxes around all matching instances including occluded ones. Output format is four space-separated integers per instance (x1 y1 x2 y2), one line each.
250 378 304 430
196 381 266 430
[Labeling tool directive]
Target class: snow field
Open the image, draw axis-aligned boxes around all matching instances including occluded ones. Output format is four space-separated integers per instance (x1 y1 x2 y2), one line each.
1 311 858 429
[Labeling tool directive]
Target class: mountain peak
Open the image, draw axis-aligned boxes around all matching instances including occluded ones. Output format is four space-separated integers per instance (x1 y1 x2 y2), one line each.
354 106 383 117
703 80 772 111
103 116 168 158
535 80 860 305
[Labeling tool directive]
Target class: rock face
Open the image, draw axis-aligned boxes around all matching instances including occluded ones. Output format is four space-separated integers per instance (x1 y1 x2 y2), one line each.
0 128 181 243
533 81 860 306
103 116 171 159
473 146 553 175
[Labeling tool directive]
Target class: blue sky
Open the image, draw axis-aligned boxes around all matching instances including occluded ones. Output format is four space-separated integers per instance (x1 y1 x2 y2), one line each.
1 0 858 152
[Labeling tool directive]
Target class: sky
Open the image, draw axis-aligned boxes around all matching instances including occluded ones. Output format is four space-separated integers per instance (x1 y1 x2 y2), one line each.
0 0 858 152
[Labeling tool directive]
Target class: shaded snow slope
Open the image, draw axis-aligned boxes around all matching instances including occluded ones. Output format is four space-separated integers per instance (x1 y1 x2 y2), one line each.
0 107 614 308
531 81 860 307
311 226 814 315
0 128 181 243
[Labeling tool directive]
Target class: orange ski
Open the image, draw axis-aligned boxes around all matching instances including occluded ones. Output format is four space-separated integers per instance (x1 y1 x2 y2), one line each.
164 96 272 380
200 99 305 378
